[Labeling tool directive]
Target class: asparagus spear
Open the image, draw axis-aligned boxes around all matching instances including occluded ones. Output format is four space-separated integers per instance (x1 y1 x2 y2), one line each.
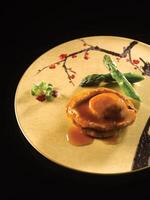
80 72 144 87
103 55 141 101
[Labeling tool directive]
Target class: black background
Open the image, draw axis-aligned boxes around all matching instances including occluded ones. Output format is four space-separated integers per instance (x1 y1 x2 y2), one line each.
2 1 150 199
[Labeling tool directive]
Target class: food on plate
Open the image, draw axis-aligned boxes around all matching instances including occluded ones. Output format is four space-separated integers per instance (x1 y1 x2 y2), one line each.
67 125 94 146
80 72 144 87
31 81 59 102
66 87 136 138
103 55 141 101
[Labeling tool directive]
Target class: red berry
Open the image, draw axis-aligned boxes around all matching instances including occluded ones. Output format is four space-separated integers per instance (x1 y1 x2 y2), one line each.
36 95 46 102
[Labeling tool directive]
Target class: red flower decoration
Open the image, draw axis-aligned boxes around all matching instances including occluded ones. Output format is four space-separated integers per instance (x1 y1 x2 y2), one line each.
132 59 140 65
69 74 75 79
49 64 56 69
59 53 67 60
84 51 89 60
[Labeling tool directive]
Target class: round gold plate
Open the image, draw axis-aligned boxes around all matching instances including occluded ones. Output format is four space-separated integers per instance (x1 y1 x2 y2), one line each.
15 36 150 174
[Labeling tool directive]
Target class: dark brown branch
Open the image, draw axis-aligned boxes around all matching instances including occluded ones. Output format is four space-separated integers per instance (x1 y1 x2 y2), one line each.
36 60 61 74
36 39 139 85
94 46 121 57
121 41 138 57
62 58 75 86
139 57 150 76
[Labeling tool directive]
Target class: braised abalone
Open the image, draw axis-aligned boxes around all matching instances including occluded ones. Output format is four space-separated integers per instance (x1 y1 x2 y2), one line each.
66 88 136 138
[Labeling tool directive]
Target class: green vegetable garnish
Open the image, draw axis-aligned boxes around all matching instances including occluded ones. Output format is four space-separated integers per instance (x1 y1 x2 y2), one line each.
80 72 144 87
103 55 141 101
31 81 54 101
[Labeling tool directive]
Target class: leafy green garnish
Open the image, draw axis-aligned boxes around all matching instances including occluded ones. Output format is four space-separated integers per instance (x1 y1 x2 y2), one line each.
31 81 54 101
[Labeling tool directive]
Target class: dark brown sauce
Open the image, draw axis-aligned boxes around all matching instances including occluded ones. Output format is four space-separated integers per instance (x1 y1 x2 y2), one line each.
67 125 121 146
67 125 94 146
76 101 97 122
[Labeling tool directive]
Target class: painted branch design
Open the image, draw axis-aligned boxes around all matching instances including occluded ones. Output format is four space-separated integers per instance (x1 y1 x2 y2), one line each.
37 39 150 85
